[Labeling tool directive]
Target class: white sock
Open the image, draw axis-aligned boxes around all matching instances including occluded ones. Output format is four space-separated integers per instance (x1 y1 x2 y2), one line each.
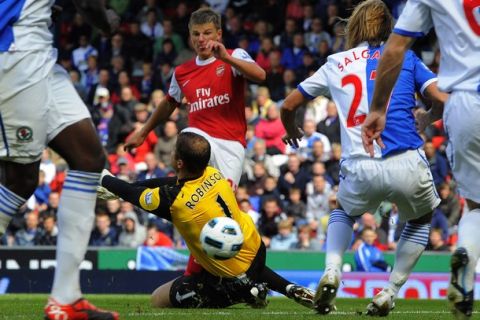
51 170 100 304
387 222 430 295
455 208 480 292
0 184 26 234
325 209 355 277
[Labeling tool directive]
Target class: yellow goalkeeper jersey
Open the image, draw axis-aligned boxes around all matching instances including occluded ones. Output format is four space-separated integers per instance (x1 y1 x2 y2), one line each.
136 166 261 277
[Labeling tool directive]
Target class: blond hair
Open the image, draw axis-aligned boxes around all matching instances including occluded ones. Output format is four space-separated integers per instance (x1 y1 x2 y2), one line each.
345 0 393 49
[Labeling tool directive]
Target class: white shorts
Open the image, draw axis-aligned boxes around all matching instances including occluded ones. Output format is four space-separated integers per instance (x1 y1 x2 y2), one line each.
0 62 90 164
337 149 440 221
443 91 480 203
182 127 245 189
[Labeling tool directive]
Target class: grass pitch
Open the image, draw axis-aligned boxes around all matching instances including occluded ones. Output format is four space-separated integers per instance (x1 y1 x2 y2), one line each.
0 294 474 319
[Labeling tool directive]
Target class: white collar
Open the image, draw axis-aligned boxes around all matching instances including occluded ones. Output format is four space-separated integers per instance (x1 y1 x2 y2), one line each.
196 56 216 66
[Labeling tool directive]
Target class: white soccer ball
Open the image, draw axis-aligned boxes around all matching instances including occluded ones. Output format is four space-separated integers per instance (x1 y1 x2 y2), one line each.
200 217 244 260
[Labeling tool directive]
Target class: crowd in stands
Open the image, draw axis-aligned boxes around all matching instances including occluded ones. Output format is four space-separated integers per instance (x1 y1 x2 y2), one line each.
1 0 460 270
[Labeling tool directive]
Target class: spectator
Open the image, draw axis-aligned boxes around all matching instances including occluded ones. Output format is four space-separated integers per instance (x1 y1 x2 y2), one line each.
153 18 185 56
67 13 92 48
287 119 331 162
301 3 315 32
82 55 99 94
331 19 346 53
87 68 112 106
270 220 298 250
105 98 134 154
129 104 158 164
354 228 389 272
71 34 98 73
265 50 285 101
431 208 450 241
295 51 319 81
258 197 284 247
378 202 405 251
306 175 332 237
426 228 450 251
246 162 268 197
316 101 341 144
281 68 298 98
34 214 58 246
111 72 141 105
438 182 461 227
424 141 449 187
260 176 283 211
138 62 154 102
95 93 115 148
354 213 388 250
118 211 147 247
278 154 310 200
69 70 88 102
153 38 178 67
144 223 174 247
137 153 165 181
34 170 51 211
136 0 163 25
255 104 286 155
172 2 190 44
325 143 341 185
280 32 308 70
291 224 323 250
285 187 307 226
315 39 331 66
304 17 331 53
15 212 39 246
40 149 56 185
239 199 260 227
244 139 280 179
154 120 178 169
141 8 164 40
252 87 276 120
125 21 154 64
89 211 118 246
43 192 60 217
255 37 275 72
275 18 297 50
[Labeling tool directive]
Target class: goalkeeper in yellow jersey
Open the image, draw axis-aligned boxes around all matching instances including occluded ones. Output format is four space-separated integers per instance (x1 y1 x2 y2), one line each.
99 132 314 309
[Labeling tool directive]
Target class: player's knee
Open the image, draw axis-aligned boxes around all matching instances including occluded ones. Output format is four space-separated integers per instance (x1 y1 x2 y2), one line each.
151 287 170 308
1 162 39 198
71 150 106 173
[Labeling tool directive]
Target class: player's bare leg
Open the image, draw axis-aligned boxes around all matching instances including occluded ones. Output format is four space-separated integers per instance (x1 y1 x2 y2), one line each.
448 199 480 319
0 161 38 235
151 279 174 308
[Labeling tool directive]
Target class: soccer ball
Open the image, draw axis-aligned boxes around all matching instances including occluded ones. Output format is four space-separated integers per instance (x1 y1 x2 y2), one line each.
200 217 244 260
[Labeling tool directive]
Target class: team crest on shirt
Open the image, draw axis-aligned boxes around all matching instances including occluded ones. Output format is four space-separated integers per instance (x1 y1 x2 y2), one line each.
216 65 225 77
16 126 33 142
145 191 153 205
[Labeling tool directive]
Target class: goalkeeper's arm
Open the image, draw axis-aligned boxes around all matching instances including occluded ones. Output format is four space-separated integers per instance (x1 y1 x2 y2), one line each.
101 175 147 208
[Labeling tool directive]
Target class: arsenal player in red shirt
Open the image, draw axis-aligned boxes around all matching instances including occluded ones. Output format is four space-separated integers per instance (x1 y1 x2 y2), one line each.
125 7 266 190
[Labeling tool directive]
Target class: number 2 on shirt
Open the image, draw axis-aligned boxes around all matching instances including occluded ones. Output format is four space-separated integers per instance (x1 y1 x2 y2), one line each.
342 74 366 127
464 0 480 36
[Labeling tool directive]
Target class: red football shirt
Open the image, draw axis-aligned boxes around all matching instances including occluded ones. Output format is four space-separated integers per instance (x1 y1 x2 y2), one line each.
167 49 256 147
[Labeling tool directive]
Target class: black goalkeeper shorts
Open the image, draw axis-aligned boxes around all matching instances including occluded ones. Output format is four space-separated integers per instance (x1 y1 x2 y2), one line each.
169 242 266 308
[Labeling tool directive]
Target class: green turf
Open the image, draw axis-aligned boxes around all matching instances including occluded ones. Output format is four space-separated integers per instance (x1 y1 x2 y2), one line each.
0 294 475 319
